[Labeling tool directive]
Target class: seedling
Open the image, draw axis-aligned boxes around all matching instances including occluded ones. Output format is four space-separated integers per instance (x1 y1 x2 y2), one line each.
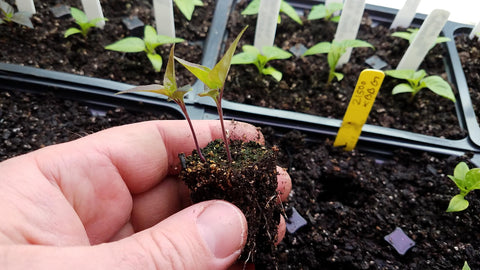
303 39 373 84
446 162 480 212
392 28 450 47
105 25 184 72
116 45 205 161
174 0 203 21
175 26 248 162
64 7 108 38
463 261 471 270
231 45 292 81
0 0 33 28
307 2 343 22
384 69 455 102
242 0 302 25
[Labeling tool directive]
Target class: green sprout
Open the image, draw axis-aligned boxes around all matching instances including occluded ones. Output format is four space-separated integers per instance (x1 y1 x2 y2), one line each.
242 0 302 25
175 26 248 162
105 25 184 72
307 2 343 22
303 39 374 84
384 69 456 102
391 28 450 47
64 7 108 38
116 45 205 162
231 45 292 81
463 261 471 270
446 162 480 212
174 0 203 21
0 0 33 28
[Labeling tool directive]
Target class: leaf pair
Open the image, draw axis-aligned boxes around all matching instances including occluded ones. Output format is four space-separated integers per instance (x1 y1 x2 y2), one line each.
105 25 184 72
231 45 292 81
307 2 343 22
446 162 480 212
64 7 107 38
0 0 33 28
242 0 302 25
303 39 373 83
174 0 203 21
384 69 456 102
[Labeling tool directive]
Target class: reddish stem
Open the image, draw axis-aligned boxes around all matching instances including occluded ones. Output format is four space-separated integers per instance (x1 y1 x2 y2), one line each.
178 102 206 162
216 91 232 162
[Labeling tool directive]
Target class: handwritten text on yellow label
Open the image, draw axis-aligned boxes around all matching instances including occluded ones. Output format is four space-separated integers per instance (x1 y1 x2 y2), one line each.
334 69 385 151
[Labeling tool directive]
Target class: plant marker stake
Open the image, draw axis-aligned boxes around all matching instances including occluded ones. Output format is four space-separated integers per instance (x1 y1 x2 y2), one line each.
390 0 421 29
153 0 176 38
334 69 385 151
254 0 281 52
396 9 449 71
80 0 105 28
333 0 366 68
469 20 480 39
15 0 35 14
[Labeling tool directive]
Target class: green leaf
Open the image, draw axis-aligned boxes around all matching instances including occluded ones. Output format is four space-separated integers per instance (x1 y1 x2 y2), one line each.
262 66 283 81
105 37 146 52
436 36 451 43
331 16 341 23
11 12 33 28
453 162 470 181
391 83 414 95
446 194 469 212
280 1 302 25
90 17 108 26
391 31 412 42
262 46 292 61
175 57 214 87
327 2 344 13
174 0 203 20
164 45 177 91
157 35 184 45
308 4 327 20
303 42 332 56
333 72 344 82
241 0 260 15
339 39 374 49
231 51 258 65
465 168 480 190
70 7 88 25
422 75 456 102
64 27 82 38
147 53 163 72
209 26 248 89
144 25 159 52
384 69 416 80
463 261 471 270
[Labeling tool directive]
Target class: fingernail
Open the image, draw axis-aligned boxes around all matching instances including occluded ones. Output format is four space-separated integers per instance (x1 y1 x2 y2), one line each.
196 201 247 259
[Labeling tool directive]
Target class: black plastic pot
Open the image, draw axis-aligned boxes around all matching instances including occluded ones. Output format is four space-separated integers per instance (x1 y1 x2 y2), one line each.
193 0 480 158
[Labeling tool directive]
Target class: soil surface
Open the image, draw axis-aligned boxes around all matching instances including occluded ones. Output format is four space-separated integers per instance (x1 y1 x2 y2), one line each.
223 0 464 139
455 34 480 126
1 87 479 269
0 0 216 86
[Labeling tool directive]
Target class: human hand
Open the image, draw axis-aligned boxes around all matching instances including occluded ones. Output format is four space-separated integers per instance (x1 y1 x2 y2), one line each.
0 120 291 269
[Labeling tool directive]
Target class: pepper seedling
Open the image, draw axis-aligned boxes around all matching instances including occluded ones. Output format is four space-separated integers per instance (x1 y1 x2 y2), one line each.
174 0 203 21
446 162 480 212
105 25 184 72
175 26 248 162
463 261 471 270
231 45 292 81
116 45 205 162
307 2 343 22
0 0 33 28
64 7 108 38
242 0 302 25
384 69 455 102
303 39 373 84
392 28 450 48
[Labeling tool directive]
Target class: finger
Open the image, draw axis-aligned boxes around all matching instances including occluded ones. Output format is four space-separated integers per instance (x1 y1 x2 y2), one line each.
0 201 248 270
276 166 291 202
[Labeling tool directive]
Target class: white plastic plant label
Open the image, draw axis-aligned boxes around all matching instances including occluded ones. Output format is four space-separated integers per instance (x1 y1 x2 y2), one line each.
469 20 480 39
396 9 450 71
15 0 35 14
153 0 176 38
80 0 105 28
333 0 366 68
390 0 421 29
254 0 281 52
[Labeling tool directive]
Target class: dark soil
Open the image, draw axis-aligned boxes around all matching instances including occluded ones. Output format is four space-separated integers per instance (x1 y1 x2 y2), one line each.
2 87 479 269
223 0 464 139
455 34 480 126
180 139 281 266
0 0 216 86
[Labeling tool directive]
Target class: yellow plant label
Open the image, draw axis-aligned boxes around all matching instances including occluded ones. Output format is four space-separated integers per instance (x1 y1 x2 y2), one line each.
334 69 385 151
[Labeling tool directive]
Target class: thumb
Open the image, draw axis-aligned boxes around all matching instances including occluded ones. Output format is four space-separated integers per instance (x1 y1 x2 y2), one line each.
0 200 248 270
